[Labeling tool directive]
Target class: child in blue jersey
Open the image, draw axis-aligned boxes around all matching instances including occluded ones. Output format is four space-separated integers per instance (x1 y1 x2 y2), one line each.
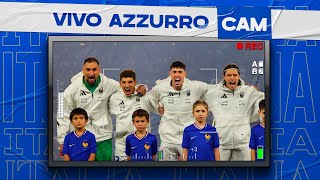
182 100 220 161
249 99 265 161
125 109 157 161
62 108 96 161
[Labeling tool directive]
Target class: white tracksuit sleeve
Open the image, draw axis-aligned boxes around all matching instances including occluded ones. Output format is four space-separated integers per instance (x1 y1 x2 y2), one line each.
198 82 213 100
108 95 116 116
107 78 120 115
144 92 161 115
57 93 73 145
149 85 159 100
202 84 218 126
149 85 161 105
109 78 121 93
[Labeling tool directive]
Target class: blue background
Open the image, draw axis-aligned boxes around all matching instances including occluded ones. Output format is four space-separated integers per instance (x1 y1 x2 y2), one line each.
218 7 272 39
0 0 319 179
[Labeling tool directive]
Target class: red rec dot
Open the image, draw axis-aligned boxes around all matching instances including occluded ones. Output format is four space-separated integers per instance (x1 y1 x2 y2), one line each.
237 42 243 50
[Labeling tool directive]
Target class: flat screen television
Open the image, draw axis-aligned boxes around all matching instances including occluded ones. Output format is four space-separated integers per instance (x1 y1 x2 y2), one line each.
48 36 270 167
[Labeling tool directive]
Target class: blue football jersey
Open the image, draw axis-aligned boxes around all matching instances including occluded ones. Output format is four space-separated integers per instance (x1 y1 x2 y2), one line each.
62 130 96 161
182 123 219 161
249 124 265 161
125 132 157 161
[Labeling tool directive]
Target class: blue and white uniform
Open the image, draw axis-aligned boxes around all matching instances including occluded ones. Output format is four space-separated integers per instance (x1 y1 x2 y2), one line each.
62 130 96 161
249 124 265 161
125 132 157 161
182 123 219 161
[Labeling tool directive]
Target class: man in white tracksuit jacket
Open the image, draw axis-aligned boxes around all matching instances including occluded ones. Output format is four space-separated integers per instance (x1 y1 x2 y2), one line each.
150 61 210 161
57 57 119 161
204 63 265 161
109 69 158 161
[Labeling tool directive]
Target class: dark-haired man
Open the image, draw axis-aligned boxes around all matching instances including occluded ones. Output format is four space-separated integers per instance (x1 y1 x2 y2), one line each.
109 69 158 161
57 57 119 161
204 63 265 161
150 61 210 161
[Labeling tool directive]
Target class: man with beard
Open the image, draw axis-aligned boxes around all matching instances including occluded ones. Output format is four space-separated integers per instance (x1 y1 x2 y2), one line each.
57 57 119 161
150 61 210 161
203 63 265 161
109 69 158 161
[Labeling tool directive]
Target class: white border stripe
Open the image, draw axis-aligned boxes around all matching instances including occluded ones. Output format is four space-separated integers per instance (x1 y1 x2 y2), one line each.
0 2 217 37
272 9 320 40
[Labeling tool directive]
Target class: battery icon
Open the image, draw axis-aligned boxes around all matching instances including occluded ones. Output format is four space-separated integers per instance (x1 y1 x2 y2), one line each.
158 150 163 160
259 61 264 67
257 145 264 160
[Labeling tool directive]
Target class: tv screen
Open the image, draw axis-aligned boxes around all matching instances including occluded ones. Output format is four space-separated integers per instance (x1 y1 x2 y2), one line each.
48 36 269 167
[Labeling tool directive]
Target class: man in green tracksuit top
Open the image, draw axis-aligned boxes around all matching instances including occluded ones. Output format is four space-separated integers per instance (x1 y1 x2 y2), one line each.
57 57 119 161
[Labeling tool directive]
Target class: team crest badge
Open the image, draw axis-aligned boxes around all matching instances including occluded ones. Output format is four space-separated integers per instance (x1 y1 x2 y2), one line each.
240 91 244 98
205 134 211 141
186 90 191 96
136 97 140 102
82 141 89 148
144 142 150 151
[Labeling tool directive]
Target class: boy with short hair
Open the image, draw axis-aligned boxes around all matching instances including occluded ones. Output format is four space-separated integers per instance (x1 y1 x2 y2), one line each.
109 69 158 161
62 108 96 161
125 109 157 161
249 99 265 161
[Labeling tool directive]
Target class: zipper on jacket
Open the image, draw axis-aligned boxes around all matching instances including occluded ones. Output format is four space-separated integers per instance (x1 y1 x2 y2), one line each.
90 92 93 132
